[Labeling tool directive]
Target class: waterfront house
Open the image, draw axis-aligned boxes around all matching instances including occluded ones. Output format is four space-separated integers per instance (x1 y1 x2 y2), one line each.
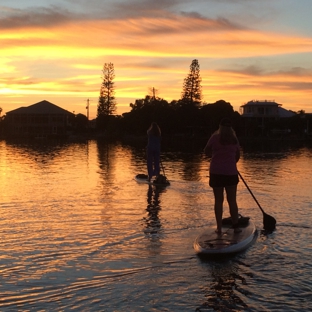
240 100 296 119
4 100 74 138
239 100 297 137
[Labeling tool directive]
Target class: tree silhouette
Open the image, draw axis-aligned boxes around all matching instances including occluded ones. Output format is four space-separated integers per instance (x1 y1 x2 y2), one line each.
74 113 88 133
181 59 202 106
97 63 116 117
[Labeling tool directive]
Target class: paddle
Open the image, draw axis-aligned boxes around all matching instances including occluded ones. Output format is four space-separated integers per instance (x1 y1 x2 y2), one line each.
160 159 167 178
238 171 276 232
158 159 170 185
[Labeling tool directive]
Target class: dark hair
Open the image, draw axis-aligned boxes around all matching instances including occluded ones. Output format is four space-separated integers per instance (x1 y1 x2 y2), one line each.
147 122 161 136
220 118 232 127
217 118 238 145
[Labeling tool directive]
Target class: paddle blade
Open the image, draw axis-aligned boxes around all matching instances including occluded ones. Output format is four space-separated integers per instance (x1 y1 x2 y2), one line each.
263 213 276 232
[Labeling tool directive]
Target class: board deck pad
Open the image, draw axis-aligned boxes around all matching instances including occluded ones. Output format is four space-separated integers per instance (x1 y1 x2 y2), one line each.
194 220 257 255
135 174 170 186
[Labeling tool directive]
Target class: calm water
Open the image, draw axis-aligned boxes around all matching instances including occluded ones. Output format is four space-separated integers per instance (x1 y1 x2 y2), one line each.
0 139 311 312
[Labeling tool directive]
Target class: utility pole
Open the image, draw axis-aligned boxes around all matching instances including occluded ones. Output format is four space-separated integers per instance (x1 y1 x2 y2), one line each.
152 87 156 100
86 99 91 120
149 87 158 100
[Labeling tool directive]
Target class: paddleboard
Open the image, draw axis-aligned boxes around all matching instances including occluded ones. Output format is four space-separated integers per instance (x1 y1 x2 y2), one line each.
193 220 257 255
135 174 170 186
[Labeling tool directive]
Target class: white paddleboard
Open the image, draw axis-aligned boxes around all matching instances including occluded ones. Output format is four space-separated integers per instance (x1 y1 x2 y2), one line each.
135 174 170 186
194 220 257 255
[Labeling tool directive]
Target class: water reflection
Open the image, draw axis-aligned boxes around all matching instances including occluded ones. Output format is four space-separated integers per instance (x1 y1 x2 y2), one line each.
144 185 166 237
163 152 204 181
97 141 113 180
239 138 309 154
181 154 203 181
196 260 250 312
2 139 92 170
0 139 311 311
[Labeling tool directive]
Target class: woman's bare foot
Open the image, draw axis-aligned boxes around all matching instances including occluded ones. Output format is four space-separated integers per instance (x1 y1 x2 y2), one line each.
232 223 242 233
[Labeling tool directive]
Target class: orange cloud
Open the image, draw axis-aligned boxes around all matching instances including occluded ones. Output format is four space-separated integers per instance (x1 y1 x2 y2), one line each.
1 10 312 118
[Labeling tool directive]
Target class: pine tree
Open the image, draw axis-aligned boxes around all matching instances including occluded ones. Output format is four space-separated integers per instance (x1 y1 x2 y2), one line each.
97 63 116 118
181 59 202 106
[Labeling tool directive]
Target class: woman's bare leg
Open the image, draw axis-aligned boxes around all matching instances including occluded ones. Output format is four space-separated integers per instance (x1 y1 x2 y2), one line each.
225 185 241 232
213 187 224 233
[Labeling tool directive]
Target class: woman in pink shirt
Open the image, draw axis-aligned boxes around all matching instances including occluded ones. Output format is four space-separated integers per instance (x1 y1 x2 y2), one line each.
204 118 241 234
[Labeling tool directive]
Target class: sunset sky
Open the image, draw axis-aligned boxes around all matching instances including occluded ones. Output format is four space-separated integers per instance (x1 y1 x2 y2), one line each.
1 0 312 119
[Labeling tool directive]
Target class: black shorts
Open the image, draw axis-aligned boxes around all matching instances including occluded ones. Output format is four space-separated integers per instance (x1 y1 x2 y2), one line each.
209 173 239 188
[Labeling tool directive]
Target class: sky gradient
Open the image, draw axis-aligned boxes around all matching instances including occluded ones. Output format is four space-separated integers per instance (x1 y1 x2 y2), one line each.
1 0 312 119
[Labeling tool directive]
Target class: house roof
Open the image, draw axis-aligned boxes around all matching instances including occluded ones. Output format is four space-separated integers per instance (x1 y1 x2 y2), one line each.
241 100 281 107
6 100 74 115
278 107 296 118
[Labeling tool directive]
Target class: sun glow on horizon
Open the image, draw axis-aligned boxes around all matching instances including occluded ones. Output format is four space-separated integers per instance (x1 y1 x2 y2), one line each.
1 1 312 118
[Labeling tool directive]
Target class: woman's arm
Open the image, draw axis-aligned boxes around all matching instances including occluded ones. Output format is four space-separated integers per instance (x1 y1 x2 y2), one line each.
235 147 240 162
204 143 211 157
204 136 213 157
204 134 216 157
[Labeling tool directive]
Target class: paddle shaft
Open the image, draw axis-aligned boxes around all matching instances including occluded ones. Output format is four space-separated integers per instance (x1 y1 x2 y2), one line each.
160 159 167 177
238 171 265 215
239 171 276 231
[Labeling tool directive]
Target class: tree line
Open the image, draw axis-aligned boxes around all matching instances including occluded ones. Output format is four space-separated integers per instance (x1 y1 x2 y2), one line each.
95 59 243 137
95 59 308 139
0 59 309 140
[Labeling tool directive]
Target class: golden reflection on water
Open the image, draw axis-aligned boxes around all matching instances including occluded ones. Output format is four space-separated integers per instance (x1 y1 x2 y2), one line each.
0 139 311 310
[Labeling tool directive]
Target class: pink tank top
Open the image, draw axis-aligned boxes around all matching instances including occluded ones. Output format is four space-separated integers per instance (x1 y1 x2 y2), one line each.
207 134 240 175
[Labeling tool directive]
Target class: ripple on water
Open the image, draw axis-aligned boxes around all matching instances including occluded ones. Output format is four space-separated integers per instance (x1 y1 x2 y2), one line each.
0 141 312 311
